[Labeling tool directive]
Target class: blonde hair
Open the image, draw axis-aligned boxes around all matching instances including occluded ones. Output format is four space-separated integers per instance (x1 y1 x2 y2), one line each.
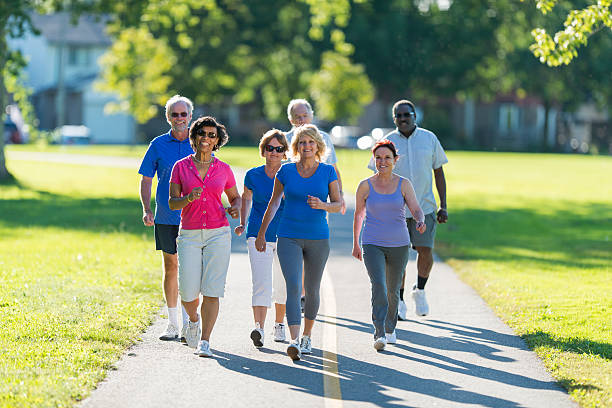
258 129 288 157
290 124 328 162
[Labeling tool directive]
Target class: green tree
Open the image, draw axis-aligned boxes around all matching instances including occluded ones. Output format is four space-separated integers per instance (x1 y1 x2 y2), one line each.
99 0 375 127
0 0 116 180
529 0 612 66
96 27 176 123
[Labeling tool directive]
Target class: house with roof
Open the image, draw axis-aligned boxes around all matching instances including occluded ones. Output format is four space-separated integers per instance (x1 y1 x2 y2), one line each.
8 13 136 144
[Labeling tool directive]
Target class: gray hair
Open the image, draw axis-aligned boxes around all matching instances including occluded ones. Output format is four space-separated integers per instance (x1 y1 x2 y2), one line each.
165 95 193 119
287 99 313 121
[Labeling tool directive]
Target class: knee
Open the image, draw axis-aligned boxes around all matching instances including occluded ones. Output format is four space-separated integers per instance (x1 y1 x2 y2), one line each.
416 247 433 259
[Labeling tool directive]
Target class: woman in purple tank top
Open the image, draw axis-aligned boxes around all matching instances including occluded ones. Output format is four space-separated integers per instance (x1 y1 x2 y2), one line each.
352 140 425 351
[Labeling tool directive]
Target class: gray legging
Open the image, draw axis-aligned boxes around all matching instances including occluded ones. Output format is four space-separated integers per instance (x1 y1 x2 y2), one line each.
362 244 409 339
277 237 330 326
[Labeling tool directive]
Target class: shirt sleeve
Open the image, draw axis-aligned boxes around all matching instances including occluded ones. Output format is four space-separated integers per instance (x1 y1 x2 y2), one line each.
321 132 338 165
170 160 182 184
432 134 449 169
224 164 237 190
276 164 288 185
138 143 157 177
244 169 254 191
328 164 338 183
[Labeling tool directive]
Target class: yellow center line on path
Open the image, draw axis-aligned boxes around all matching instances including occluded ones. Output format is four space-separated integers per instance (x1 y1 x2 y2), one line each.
321 268 343 408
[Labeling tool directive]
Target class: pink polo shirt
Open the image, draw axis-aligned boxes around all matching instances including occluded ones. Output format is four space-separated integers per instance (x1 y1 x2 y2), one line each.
170 156 236 230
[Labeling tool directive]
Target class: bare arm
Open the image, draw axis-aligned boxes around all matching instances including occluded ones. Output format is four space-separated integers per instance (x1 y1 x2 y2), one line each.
352 180 369 261
235 186 252 236
402 179 426 233
306 179 342 213
333 163 346 215
224 185 241 219
140 176 154 226
255 178 285 252
434 166 447 223
169 182 201 210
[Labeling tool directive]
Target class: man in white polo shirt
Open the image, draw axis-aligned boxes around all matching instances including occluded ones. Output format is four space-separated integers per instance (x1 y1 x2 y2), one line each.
368 99 448 318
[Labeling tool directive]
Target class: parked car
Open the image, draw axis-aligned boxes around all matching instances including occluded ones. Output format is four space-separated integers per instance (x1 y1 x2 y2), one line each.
4 118 23 144
56 125 91 144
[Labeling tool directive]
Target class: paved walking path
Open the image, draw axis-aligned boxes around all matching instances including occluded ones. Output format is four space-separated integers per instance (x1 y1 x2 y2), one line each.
11 151 576 407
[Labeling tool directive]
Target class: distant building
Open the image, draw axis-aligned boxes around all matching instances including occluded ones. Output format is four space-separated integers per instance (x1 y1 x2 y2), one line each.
8 12 136 144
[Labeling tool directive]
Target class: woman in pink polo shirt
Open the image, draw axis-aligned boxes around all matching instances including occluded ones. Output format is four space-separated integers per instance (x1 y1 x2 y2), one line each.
169 116 240 357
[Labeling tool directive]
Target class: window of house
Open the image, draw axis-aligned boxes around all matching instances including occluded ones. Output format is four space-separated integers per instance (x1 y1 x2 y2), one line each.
498 104 519 135
68 46 92 67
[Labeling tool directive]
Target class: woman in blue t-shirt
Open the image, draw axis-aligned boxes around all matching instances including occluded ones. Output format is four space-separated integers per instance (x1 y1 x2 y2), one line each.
256 124 342 361
352 140 425 351
235 129 289 348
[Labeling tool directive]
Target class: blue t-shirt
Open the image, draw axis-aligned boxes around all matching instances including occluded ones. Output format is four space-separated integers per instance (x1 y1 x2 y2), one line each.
276 162 338 240
244 165 284 242
138 131 194 225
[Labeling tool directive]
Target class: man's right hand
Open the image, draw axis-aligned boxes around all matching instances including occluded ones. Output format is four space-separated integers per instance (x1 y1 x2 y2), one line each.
143 209 154 226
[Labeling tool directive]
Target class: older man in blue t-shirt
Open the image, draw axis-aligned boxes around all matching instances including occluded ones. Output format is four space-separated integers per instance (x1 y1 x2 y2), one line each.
138 95 194 341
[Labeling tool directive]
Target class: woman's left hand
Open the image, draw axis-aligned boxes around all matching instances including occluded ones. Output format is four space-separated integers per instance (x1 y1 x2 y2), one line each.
352 244 363 261
307 195 324 210
416 220 427 234
226 205 239 219
234 224 245 236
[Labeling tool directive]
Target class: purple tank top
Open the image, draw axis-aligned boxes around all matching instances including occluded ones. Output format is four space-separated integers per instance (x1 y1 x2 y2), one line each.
361 178 411 247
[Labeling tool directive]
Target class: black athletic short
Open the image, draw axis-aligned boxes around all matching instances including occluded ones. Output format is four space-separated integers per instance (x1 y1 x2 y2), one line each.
154 223 179 254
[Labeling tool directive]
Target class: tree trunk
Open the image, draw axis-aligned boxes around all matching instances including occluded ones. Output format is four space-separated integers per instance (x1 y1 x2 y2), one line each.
0 33 11 180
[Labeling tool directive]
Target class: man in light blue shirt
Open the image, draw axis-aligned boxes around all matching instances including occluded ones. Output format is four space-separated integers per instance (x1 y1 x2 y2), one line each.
139 95 194 341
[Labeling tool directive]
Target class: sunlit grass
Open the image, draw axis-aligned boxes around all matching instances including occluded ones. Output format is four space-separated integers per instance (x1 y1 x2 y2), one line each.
0 161 161 407
3 146 611 407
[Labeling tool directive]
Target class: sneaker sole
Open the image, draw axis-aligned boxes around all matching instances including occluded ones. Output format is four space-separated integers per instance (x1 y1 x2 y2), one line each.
250 330 263 347
198 352 213 357
287 346 301 361
159 334 178 341
374 342 386 351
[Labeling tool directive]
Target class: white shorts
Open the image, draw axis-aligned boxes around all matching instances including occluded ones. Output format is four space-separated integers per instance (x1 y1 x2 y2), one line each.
247 237 287 307
177 226 231 301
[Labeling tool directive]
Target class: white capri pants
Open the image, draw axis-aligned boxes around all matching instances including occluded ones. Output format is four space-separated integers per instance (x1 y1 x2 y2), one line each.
247 237 287 307
177 226 231 302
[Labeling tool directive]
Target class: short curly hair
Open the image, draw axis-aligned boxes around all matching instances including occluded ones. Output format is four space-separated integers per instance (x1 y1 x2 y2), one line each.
290 124 328 162
189 116 228 152
372 140 398 157
258 129 288 157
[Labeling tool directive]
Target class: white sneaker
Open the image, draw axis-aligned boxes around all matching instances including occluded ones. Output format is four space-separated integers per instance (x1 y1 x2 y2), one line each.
374 337 387 351
196 340 213 357
273 323 286 342
287 342 301 361
185 319 201 349
412 286 430 316
386 330 397 344
159 322 179 341
398 299 408 321
180 324 188 344
250 326 264 347
300 335 312 354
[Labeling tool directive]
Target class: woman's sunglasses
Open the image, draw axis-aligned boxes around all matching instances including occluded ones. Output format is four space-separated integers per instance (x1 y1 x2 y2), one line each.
265 145 286 153
196 129 218 138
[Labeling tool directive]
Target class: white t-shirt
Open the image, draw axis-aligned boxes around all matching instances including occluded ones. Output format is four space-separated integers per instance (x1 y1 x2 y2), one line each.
285 128 338 165
368 127 448 215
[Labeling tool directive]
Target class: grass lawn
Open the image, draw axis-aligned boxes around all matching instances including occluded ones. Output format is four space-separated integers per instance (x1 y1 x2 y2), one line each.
3 145 611 407
0 159 161 407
